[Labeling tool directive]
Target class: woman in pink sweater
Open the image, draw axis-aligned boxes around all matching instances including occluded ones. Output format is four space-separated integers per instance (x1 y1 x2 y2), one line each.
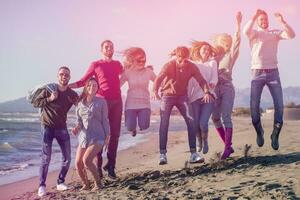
120 47 156 136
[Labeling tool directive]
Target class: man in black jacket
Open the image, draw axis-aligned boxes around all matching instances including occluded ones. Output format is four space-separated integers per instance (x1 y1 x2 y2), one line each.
33 66 78 197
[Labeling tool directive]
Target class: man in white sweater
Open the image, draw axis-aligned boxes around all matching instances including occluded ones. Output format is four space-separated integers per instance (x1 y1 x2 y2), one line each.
243 9 295 150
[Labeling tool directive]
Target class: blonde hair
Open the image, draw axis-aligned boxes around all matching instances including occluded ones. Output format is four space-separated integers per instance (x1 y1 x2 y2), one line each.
122 47 146 70
190 40 217 61
211 33 232 53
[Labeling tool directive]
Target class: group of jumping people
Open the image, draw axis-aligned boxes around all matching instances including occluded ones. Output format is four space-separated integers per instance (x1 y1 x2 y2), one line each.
31 10 295 196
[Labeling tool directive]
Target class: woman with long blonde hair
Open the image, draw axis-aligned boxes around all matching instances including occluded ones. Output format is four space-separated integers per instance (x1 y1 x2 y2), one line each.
188 41 218 154
211 12 242 159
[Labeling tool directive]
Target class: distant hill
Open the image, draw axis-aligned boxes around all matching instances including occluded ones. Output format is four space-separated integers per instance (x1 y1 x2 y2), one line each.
0 87 299 113
0 97 37 113
235 86 300 109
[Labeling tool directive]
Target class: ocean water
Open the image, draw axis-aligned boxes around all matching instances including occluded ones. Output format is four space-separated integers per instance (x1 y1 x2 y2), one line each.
0 112 188 186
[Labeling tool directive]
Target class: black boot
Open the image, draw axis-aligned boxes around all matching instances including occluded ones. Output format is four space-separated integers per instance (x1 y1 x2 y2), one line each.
271 123 283 150
253 121 264 147
103 164 117 179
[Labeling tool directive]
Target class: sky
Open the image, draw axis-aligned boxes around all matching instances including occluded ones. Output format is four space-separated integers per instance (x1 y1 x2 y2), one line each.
0 0 299 103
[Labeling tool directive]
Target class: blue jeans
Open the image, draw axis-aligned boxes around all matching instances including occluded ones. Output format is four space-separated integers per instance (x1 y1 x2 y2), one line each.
190 98 215 134
39 126 71 187
250 69 283 127
125 108 151 131
212 82 235 128
159 95 196 154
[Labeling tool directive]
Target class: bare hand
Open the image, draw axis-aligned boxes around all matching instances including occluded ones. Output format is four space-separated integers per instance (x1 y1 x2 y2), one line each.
203 93 214 103
48 91 58 102
274 12 285 24
253 9 264 21
151 91 161 101
71 125 81 136
103 135 110 152
236 11 242 24
208 83 216 90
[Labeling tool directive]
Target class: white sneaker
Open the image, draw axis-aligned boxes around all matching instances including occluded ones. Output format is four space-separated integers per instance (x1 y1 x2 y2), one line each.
159 153 167 165
57 183 69 191
189 152 204 163
38 186 46 197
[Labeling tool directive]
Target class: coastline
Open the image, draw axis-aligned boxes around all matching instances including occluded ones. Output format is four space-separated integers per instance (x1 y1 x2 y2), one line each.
1 116 300 199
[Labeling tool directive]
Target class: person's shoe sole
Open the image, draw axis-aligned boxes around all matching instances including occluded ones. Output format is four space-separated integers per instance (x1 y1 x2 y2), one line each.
108 174 117 179
159 160 167 165
189 158 204 164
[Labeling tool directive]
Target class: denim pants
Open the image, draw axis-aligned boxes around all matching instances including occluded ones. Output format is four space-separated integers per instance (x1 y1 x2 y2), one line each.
212 82 235 128
125 108 151 131
39 126 71 187
159 95 196 154
250 69 283 126
97 98 122 170
190 98 215 134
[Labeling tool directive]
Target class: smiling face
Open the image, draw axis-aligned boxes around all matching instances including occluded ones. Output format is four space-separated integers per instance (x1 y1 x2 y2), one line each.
217 36 232 53
175 47 189 64
86 79 98 97
101 41 114 58
199 44 212 61
257 13 269 29
57 68 70 86
133 54 146 70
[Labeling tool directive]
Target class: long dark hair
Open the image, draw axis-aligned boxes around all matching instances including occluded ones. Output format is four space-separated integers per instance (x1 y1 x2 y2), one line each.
190 40 217 61
77 77 99 104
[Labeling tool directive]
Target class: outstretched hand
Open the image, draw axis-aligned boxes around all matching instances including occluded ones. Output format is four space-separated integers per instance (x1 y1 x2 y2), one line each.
71 125 81 136
48 91 58 102
274 12 285 24
236 11 242 24
203 93 214 103
253 9 265 21
151 91 161 101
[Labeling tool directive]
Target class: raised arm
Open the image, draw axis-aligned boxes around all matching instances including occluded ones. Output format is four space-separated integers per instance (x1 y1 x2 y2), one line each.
243 9 262 38
274 13 296 39
68 62 96 88
231 12 242 65
32 88 59 108
31 89 49 108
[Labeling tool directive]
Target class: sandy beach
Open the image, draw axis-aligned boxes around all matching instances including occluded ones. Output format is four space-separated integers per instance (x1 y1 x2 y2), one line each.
1 116 300 200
